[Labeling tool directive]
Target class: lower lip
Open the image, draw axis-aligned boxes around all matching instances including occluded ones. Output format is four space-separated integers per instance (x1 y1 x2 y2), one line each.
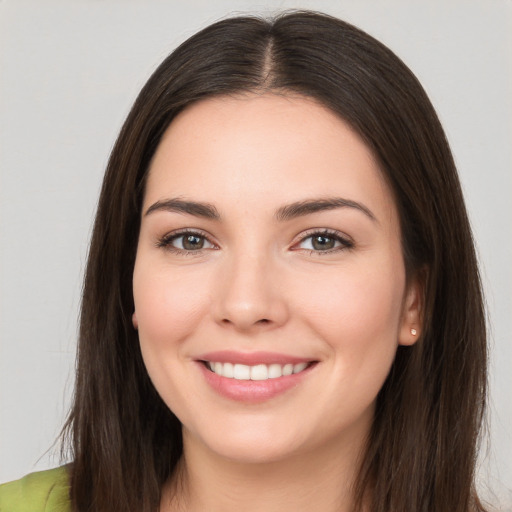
197 362 315 403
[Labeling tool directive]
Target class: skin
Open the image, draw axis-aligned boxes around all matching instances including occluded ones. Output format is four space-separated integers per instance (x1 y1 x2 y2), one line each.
132 93 422 512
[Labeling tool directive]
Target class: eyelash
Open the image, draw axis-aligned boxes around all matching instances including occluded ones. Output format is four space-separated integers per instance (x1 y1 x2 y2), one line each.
295 228 354 255
156 229 216 256
156 228 354 256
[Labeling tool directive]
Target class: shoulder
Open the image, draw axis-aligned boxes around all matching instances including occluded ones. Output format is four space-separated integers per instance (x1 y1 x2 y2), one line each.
0 466 71 512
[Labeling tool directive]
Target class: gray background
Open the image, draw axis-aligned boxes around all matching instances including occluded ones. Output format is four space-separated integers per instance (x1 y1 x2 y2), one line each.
1 0 510 508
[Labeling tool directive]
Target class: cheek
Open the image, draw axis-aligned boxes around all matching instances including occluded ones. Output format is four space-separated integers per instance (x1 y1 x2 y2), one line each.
305 269 403 336
132 262 213 414
295 262 405 430
133 263 211 356
299 259 405 378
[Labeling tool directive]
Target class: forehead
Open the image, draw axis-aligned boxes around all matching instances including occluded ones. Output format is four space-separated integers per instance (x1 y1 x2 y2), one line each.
144 93 396 223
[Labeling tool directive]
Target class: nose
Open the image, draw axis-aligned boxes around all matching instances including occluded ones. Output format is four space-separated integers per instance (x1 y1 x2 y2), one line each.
212 251 289 333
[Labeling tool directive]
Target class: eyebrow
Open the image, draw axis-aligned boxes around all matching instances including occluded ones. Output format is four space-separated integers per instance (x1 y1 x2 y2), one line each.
275 197 377 223
145 198 221 220
144 196 377 223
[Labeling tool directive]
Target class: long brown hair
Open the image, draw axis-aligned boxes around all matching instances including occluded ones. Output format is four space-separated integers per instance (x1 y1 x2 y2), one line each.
62 10 488 512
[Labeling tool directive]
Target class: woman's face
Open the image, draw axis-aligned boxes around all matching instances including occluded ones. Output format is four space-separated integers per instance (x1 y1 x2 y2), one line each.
133 93 421 463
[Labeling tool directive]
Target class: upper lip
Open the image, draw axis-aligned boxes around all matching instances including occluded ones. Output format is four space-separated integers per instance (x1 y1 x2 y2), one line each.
196 350 316 366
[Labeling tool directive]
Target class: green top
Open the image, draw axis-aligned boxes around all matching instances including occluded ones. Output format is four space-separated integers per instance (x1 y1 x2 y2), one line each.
0 467 71 512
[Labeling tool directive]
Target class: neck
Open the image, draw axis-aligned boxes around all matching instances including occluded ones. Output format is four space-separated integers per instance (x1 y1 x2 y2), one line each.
162 430 367 512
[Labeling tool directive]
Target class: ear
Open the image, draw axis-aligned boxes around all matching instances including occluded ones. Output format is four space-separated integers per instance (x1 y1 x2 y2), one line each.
132 312 138 330
398 273 425 346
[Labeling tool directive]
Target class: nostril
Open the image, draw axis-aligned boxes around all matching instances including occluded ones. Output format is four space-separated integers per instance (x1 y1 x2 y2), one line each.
219 316 278 329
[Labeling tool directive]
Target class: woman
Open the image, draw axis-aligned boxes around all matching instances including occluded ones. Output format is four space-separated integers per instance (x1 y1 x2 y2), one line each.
0 10 488 512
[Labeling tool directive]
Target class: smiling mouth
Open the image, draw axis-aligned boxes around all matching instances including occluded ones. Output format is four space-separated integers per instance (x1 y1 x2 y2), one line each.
202 361 315 381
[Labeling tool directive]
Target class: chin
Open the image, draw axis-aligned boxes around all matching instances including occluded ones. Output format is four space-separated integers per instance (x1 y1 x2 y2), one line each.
209 437 302 465
185 417 310 465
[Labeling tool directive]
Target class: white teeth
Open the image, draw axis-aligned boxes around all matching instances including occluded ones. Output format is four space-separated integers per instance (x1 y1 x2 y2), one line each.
283 363 294 376
250 364 268 381
223 362 234 378
293 362 308 374
233 364 251 380
268 364 283 379
206 361 311 380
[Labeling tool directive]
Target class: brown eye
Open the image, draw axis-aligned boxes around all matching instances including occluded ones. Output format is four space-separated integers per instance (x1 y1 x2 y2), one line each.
182 234 205 250
311 235 336 250
159 231 215 252
296 230 353 253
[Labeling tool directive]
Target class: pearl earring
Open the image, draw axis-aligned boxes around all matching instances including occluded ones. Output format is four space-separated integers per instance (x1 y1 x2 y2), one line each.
411 328 417 336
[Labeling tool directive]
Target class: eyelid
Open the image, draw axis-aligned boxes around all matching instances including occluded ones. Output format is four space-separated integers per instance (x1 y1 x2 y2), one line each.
291 228 354 254
156 228 218 253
